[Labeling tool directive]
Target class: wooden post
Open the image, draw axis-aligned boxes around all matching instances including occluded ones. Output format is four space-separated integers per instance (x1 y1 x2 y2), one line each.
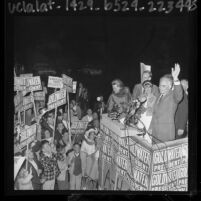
26 142 28 170
23 109 26 125
31 91 37 118
66 90 72 145
53 107 57 141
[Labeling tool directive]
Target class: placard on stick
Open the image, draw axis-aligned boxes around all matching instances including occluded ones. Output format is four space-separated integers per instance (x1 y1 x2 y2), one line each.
47 89 67 110
140 63 151 83
18 124 37 150
48 76 64 89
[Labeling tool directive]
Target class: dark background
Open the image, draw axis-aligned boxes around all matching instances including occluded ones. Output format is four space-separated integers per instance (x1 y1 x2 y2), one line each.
14 16 193 105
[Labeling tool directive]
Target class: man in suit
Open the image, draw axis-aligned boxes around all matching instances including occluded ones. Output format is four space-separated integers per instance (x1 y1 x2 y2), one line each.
175 79 188 139
26 149 43 190
132 71 159 100
149 64 183 143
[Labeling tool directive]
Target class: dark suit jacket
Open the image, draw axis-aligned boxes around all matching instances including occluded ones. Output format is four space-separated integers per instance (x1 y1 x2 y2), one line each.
132 83 159 100
175 91 188 137
150 84 183 143
27 157 42 190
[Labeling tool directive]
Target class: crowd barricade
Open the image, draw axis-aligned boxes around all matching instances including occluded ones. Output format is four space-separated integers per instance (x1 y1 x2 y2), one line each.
99 114 188 191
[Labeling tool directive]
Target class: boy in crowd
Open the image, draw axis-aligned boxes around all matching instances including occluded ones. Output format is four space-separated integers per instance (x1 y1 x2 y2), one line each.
67 143 82 190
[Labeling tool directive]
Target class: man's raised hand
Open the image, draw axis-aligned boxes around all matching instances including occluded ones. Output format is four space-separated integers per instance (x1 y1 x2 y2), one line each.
171 63 180 81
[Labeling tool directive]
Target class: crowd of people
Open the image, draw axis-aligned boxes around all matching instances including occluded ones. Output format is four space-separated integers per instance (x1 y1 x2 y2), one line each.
14 80 104 190
14 63 188 190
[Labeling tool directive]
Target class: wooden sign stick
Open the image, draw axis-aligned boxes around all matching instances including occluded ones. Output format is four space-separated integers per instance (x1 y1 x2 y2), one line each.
66 90 72 145
31 91 37 118
53 107 57 142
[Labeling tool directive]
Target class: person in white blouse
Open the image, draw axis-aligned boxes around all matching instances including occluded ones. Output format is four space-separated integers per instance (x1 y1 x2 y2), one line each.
81 109 93 123
80 128 99 189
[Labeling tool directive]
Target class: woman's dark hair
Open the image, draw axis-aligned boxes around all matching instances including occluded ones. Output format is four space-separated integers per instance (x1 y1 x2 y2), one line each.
142 80 153 88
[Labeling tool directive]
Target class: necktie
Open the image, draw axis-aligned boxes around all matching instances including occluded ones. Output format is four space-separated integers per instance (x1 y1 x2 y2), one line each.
157 95 163 104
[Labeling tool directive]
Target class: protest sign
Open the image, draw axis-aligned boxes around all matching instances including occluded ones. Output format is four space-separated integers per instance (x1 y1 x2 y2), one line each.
140 63 151 83
100 123 151 191
61 74 73 144
99 114 188 191
22 95 33 111
14 92 23 113
25 76 42 92
47 89 66 110
33 91 45 101
18 124 37 149
62 74 73 87
71 121 88 135
48 76 64 89
14 77 26 91
150 143 188 191
72 81 77 93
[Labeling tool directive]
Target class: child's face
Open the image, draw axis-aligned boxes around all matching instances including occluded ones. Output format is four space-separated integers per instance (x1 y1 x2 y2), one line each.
88 132 95 140
74 144 80 153
44 130 51 138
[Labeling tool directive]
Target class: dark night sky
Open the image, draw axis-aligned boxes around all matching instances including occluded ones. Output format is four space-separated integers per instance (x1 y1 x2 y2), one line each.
14 16 194 103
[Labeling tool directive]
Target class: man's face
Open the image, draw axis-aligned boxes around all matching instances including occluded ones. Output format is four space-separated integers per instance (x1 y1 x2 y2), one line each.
43 143 51 153
44 130 51 139
47 117 54 125
142 72 151 83
93 112 98 120
87 109 92 116
144 85 152 96
159 78 172 95
112 84 121 94
74 144 80 153
57 123 64 131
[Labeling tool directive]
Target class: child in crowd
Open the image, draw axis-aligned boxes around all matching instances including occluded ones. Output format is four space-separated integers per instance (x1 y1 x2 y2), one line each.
80 129 99 189
81 109 93 123
17 167 33 190
56 144 69 190
67 143 82 190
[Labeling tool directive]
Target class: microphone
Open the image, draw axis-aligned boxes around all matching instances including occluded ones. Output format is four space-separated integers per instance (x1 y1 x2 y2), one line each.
124 96 147 125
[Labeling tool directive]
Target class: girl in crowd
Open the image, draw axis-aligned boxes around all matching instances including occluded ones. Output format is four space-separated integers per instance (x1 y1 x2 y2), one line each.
80 128 99 189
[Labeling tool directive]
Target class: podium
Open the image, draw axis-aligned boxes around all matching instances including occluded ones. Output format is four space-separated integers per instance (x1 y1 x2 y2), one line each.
99 114 188 191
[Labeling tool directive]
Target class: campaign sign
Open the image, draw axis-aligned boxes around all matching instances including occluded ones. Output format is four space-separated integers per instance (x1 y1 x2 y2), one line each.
14 92 23 113
18 124 37 149
71 121 88 135
48 76 64 89
47 89 66 110
72 81 77 93
102 125 151 190
62 74 73 87
25 76 42 92
34 91 45 101
150 143 188 191
14 77 26 91
21 95 33 111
